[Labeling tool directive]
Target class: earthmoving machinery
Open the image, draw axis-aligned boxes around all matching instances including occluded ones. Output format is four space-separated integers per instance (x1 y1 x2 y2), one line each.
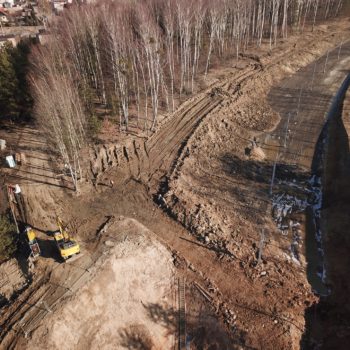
24 226 41 259
53 217 80 261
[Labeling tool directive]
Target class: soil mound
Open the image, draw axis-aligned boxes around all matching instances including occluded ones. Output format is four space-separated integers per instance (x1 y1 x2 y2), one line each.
20 218 174 350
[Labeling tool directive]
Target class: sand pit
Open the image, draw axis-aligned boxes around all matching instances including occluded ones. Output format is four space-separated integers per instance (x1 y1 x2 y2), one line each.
21 218 175 350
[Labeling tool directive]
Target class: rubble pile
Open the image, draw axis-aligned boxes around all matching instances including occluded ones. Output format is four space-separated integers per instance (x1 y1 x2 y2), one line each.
272 193 308 232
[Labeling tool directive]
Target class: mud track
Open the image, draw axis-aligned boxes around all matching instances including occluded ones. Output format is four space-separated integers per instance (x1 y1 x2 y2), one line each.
147 66 259 183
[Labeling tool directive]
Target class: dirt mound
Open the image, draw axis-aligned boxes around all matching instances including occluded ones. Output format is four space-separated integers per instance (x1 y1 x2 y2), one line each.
250 146 266 160
18 218 174 350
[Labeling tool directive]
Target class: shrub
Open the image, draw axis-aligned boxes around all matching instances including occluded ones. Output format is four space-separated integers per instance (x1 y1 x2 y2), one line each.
0 214 17 262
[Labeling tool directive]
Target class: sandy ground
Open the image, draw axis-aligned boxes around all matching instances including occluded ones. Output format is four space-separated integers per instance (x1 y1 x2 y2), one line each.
0 259 26 302
1 18 350 350
15 218 175 350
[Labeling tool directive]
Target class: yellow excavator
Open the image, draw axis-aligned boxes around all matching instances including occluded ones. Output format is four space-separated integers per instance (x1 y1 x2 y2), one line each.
53 217 80 261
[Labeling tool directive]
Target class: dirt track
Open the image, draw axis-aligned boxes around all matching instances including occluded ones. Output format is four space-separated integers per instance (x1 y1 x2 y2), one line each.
1 19 350 350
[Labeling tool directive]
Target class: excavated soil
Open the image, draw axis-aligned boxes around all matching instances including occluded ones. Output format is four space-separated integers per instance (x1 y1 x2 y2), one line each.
1 19 350 350
15 218 175 350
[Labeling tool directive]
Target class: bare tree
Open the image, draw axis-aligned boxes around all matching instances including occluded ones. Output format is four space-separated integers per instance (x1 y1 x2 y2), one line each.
30 0 344 152
31 42 86 191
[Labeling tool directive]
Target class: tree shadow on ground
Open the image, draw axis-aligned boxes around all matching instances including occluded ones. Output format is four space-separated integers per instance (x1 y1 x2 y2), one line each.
139 301 250 350
119 324 154 350
216 152 309 224
144 302 177 332
220 152 309 185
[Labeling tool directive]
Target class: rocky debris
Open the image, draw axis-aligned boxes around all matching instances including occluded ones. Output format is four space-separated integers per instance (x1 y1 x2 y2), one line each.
290 220 302 263
164 195 235 259
309 175 327 284
157 194 168 209
233 99 280 131
171 250 187 269
218 302 238 328
96 215 116 238
272 193 308 232
245 137 266 160
90 141 137 178
192 280 239 331
165 194 226 241
271 176 324 265
223 307 237 325
104 240 115 247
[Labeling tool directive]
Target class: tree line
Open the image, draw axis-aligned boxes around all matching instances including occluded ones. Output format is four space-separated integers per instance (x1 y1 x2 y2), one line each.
0 214 17 263
30 0 343 190
0 42 32 120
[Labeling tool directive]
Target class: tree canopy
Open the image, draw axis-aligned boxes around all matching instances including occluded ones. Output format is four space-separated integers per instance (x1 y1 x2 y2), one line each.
0 41 32 120
0 214 17 263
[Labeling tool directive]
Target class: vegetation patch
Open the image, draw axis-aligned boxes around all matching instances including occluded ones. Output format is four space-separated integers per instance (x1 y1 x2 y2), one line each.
0 214 17 263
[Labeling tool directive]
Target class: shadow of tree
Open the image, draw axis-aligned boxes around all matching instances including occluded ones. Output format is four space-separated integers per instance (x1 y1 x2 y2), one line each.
119 324 154 350
144 302 177 332
140 301 250 350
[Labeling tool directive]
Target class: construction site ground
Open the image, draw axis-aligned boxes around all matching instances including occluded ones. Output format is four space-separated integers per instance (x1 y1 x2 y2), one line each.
1 18 350 350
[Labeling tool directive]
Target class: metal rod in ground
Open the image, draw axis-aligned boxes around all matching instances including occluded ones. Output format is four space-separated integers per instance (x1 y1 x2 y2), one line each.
323 51 329 74
178 277 186 350
296 88 303 119
7 186 19 233
270 152 279 196
284 112 292 148
310 63 317 91
258 229 265 264
338 41 343 60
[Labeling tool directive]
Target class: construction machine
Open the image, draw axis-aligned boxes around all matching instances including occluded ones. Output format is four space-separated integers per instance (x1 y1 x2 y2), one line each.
53 217 80 261
24 226 41 259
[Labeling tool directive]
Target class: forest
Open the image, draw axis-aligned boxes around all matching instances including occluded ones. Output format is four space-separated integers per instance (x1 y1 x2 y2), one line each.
30 0 343 189
0 42 32 120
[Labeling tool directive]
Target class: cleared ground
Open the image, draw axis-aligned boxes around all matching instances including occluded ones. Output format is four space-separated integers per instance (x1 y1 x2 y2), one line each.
15 218 175 350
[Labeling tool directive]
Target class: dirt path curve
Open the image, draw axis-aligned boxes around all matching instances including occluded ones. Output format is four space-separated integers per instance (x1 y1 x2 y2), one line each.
146 66 259 184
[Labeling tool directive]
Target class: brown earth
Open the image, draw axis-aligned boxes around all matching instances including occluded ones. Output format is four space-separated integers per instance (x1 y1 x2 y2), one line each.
0 260 26 303
1 19 350 350
15 218 176 350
